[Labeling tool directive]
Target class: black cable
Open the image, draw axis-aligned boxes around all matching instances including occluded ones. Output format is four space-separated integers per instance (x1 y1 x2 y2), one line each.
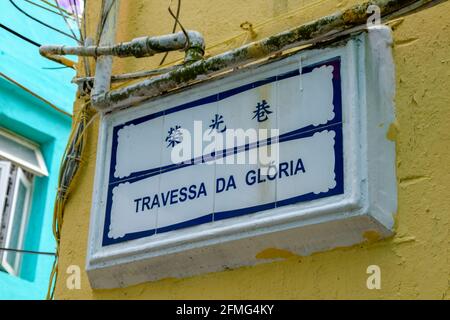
52 0 81 44
42 66 70 69
0 22 41 47
159 0 182 66
97 0 117 45
8 0 79 42
0 247 56 256
24 0 75 21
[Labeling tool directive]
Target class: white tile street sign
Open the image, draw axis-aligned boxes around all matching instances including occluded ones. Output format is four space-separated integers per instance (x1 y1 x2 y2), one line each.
87 27 397 289
105 60 342 244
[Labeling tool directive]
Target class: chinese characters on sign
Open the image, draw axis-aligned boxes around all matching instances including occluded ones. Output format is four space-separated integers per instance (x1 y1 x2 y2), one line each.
165 125 183 148
209 114 227 133
253 100 273 123
166 100 274 149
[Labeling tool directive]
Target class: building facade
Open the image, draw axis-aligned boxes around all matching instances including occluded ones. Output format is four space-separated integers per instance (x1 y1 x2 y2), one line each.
0 1 76 299
55 0 449 299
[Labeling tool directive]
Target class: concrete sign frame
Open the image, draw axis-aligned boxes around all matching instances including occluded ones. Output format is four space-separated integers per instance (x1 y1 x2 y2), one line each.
87 27 397 289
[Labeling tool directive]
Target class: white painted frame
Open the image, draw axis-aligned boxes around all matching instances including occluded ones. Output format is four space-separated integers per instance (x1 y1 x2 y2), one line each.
1 168 33 276
87 27 397 289
0 129 48 177
0 161 11 228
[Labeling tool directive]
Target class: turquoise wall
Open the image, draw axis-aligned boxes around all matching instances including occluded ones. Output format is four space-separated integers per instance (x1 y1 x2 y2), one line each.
0 0 76 299
0 0 77 111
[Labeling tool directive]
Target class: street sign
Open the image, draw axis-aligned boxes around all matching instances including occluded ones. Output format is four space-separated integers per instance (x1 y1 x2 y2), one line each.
103 58 343 245
87 29 396 289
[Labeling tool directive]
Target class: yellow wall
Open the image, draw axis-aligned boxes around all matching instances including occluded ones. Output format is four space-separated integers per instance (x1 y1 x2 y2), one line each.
55 0 450 299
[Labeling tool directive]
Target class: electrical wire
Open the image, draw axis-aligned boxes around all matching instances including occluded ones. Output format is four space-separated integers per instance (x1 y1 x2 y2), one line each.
38 0 74 17
24 0 75 21
159 0 182 66
8 0 79 42
42 66 70 69
0 22 41 47
52 0 82 44
0 20 76 69
46 100 94 300
0 247 56 256
96 0 117 45
57 0 90 77
82 0 87 42
156 0 327 69
69 0 84 43
80 0 91 77
47 0 110 299
7 0 83 70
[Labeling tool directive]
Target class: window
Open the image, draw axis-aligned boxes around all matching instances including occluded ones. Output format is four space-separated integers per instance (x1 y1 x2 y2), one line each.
0 165 33 276
0 161 10 227
0 129 48 177
0 129 45 276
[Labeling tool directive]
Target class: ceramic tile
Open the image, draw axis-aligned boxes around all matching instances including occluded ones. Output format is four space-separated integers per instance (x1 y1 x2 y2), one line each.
276 129 338 203
156 163 215 232
114 116 164 179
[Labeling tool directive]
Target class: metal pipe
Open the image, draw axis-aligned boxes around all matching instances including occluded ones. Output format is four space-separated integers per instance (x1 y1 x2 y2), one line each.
39 30 205 63
92 0 445 111
39 51 77 69
72 64 182 85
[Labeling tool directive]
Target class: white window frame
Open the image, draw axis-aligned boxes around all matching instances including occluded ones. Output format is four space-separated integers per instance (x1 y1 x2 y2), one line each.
0 129 48 177
1 168 33 276
0 161 11 228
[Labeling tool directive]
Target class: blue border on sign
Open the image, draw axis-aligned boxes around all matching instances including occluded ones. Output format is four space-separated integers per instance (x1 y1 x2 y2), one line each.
102 57 344 246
